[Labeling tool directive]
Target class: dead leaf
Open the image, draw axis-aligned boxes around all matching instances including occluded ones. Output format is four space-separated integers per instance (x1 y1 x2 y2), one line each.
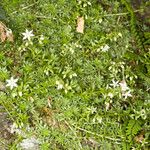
0 81 6 91
82 138 99 148
6 29 14 42
134 131 144 143
41 107 58 127
76 16 84 33
0 21 14 42
47 96 52 108
0 22 7 42
41 107 68 131
0 31 7 42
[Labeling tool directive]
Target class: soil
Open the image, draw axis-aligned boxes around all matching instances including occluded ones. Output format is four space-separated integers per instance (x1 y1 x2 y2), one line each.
0 106 14 150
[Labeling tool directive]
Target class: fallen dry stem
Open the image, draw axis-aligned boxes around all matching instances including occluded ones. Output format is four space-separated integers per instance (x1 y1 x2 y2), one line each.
102 9 143 17
11 2 39 14
65 121 83 149
72 124 123 143
34 9 143 20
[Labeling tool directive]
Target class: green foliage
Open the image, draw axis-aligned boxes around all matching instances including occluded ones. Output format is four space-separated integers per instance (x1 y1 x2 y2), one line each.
121 0 145 50
126 119 142 142
0 0 149 149
121 0 150 89
0 5 7 22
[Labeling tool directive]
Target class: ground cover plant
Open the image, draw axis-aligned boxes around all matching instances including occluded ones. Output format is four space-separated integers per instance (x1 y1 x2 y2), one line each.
0 0 150 149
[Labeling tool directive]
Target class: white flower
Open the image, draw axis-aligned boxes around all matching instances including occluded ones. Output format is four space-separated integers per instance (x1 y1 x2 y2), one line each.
19 137 39 150
96 116 102 123
22 29 34 41
39 35 44 41
108 92 114 98
110 79 119 88
56 81 63 90
118 32 122 37
122 90 132 99
18 91 22 97
99 18 103 23
39 35 44 44
6 77 18 90
119 80 129 92
12 92 17 97
101 44 110 52
64 83 72 93
105 102 110 111
69 48 74 54
140 109 147 120
89 107 97 114
69 73 77 79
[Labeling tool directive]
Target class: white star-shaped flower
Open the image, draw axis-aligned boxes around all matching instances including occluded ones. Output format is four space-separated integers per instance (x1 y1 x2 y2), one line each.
101 44 110 52
89 106 97 114
6 77 18 90
119 80 129 92
22 29 34 41
110 79 119 88
122 90 132 99
56 81 63 90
